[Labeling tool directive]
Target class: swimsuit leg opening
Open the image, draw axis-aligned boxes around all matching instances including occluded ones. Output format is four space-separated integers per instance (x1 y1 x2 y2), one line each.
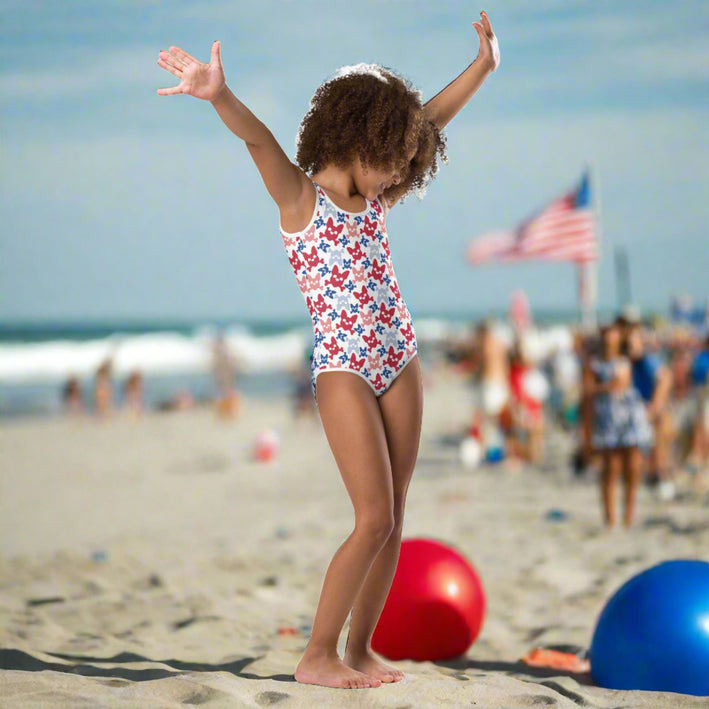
313 367 379 404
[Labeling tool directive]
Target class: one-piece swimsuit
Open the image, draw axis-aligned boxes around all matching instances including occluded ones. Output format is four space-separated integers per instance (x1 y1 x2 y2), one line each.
280 182 418 397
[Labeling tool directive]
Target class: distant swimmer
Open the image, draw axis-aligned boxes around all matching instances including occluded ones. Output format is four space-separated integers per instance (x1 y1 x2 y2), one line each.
62 376 86 416
93 359 113 419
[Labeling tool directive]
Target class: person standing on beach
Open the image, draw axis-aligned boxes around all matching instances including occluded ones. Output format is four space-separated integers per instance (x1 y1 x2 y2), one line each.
687 334 709 474
122 370 145 418
93 359 114 419
62 376 86 416
586 324 652 528
624 322 674 492
472 318 510 455
157 10 499 689
212 332 241 419
508 339 546 464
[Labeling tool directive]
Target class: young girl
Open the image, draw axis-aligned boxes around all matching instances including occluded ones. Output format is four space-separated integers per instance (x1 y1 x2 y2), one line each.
157 11 499 689
586 324 652 528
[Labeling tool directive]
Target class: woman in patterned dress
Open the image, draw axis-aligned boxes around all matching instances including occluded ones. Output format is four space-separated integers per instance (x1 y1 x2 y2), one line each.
587 323 652 527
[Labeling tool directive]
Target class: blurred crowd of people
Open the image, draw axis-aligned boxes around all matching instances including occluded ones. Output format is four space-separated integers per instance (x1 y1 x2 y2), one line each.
62 361 147 420
451 306 709 527
60 332 242 421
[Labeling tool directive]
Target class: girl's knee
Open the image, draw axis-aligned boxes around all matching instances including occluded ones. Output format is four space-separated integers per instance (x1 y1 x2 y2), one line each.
389 518 404 546
354 510 395 549
391 501 407 532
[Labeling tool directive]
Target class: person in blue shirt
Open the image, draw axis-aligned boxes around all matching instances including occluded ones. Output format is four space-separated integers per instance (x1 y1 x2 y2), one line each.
625 323 674 490
692 335 709 388
687 335 709 473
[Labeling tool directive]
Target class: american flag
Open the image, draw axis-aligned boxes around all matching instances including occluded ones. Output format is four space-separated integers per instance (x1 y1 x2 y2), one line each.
467 173 598 264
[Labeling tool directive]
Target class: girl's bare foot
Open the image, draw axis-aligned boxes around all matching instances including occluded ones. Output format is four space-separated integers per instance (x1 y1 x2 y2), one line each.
295 653 381 689
344 649 405 683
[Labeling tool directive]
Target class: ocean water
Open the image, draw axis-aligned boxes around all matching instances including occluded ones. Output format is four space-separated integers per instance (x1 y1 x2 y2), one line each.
0 310 592 419
0 319 312 419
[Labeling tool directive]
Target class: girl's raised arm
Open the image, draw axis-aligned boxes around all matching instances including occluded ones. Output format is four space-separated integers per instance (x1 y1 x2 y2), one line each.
157 41 311 216
423 10 500 130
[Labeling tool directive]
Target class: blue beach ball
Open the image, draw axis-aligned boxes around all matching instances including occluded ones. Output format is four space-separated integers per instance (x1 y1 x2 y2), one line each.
589 559 709 696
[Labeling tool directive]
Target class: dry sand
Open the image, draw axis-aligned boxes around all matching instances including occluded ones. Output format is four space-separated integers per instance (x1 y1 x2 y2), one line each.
1 369 708 708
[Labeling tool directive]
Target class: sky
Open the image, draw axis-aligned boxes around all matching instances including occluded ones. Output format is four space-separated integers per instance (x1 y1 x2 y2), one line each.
1 0 707 324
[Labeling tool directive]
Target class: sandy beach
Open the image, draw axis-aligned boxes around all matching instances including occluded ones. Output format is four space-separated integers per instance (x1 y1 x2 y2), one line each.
1 368 708 708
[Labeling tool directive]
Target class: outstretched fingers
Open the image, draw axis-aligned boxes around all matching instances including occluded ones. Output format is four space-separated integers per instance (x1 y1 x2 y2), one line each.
473 10 500 71
169 45 197 66
156 84 184 96
156 47 195 97
480 11 494 37
210 40 222 68
158 51 183 76
156 52 184 96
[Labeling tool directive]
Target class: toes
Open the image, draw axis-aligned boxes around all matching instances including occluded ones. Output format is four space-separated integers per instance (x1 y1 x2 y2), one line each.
345 674 379 689
381 668 404 683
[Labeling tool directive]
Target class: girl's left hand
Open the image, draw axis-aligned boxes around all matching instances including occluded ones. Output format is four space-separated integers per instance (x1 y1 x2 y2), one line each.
473 10 500 72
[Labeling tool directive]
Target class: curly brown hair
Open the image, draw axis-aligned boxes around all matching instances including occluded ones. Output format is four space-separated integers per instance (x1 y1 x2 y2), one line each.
295 66 447 202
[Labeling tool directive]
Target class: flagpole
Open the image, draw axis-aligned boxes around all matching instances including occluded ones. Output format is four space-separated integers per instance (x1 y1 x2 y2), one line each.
581 164 601 330
614 245 632 309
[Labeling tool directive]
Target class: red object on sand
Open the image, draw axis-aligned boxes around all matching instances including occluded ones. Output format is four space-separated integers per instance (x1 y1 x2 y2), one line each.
277 626 299 636
522 648 590 674
372 538 486 661
253 430 279 462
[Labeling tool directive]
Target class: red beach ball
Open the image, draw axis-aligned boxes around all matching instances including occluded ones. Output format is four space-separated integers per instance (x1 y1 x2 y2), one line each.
371 538 486 661
253 430 279 462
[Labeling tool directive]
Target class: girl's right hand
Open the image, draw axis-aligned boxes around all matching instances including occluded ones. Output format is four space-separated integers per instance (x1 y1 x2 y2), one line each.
157 41 225 101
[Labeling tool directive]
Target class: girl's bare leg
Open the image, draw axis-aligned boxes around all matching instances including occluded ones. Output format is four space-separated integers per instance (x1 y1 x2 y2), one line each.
653 412 675 479
601 450 621 527
294 372 395 689
344 357 423 682
623 446 643 528
529 418 544 464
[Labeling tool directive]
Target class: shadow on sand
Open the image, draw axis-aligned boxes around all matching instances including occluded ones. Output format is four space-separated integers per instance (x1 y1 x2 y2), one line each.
0 648 296 683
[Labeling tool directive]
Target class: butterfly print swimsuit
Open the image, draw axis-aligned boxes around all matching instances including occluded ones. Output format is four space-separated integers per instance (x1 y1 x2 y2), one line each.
280 183 418 398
